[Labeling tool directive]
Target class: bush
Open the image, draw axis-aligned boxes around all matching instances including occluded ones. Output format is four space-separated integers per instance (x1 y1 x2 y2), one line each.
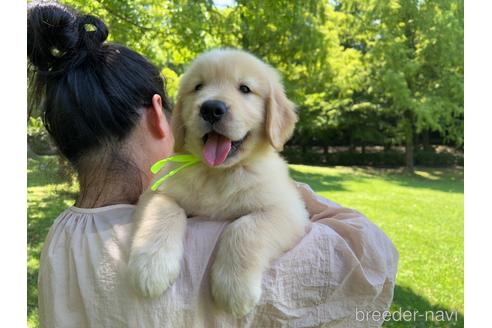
326 151 405 167
281 149 326 165
414 150 459 167
282 147 462 167
456 156 464 166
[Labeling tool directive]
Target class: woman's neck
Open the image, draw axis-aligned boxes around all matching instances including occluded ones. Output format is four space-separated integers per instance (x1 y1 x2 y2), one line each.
74 146 147 208
76 179 142 208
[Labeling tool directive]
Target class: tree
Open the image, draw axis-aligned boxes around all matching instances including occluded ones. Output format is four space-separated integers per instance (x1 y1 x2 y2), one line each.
347 0 464 171
31 0 463 169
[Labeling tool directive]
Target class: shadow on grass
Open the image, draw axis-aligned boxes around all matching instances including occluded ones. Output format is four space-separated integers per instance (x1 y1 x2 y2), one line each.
384 285 464 327
291 165 463 195
289 167 349 193
368 167 464 194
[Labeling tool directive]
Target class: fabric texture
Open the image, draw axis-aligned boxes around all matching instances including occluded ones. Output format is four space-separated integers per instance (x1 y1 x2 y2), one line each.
38 183 399 328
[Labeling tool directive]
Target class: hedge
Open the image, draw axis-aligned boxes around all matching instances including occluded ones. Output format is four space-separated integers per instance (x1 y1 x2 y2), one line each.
282 149 463 167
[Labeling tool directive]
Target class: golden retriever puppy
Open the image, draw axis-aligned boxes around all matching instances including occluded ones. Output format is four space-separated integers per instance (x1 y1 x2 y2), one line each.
128 48 310 317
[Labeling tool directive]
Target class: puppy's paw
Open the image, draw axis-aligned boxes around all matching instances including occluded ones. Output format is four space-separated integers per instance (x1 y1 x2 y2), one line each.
128 249 182 298
211 263 262 318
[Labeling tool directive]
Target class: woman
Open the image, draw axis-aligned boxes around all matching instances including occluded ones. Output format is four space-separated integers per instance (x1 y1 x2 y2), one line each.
28 3 398 327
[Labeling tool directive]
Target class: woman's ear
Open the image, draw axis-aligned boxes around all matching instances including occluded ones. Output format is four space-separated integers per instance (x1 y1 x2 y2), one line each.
265 78 298 151
171 95 186 152
147 94 168 139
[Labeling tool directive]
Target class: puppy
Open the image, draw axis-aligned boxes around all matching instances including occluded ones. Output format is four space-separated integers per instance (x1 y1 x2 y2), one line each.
128 49 310 317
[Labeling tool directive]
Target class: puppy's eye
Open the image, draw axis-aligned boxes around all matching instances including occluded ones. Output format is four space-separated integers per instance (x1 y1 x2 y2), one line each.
194 83 203 91
239 84 251 94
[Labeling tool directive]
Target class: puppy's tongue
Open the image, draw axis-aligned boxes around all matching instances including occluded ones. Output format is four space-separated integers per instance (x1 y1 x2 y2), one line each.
203 132 232 166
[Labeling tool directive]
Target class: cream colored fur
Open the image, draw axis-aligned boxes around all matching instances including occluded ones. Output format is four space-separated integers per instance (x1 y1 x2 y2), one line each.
128 49 310 317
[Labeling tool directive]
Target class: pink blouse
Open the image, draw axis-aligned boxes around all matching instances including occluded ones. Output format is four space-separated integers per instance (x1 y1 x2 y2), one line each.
38 183 398 327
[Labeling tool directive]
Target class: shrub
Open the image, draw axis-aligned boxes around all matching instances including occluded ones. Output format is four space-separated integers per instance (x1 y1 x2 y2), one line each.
281 149 325 165
282 147 462 167
326 151 405 167
414 150 458 167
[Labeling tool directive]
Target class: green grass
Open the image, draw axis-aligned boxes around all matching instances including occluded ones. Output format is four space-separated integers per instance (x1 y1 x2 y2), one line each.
290 165 464 327
28 157 463 327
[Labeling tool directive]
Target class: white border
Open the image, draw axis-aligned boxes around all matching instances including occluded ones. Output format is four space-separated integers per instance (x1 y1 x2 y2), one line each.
465 0 492 326
0 0 27 326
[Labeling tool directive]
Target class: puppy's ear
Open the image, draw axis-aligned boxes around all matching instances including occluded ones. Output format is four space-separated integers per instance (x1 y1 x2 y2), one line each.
171 96 186 153
265 78 298 151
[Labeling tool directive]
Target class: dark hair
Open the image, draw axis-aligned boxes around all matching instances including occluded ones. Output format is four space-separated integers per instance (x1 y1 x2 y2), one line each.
27 2 170 166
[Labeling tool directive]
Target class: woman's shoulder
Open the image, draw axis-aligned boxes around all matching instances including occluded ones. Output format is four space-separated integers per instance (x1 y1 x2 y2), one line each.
41 204 137 255
52 204 137 226
248 183 400 325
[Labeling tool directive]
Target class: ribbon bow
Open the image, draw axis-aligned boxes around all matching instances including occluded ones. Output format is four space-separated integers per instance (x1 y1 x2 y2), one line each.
150 154 201 191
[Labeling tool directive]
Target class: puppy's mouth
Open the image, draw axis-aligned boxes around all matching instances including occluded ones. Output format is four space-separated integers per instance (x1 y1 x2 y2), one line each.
201 131 249 167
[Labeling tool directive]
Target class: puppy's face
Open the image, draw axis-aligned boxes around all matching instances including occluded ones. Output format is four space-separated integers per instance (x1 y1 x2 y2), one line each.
172 49 297 168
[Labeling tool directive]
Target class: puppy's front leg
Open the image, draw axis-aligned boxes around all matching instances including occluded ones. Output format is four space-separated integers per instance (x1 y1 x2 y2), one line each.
128 190 186 298
211 210 308 317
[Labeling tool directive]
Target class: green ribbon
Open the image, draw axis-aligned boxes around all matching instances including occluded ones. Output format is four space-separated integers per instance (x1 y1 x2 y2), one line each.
150 154 201 191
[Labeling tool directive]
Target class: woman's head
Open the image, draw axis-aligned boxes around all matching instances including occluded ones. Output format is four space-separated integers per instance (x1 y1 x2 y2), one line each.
28 2 174 205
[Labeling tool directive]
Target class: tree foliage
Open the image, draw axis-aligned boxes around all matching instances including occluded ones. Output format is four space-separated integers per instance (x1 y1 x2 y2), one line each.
36 0 463 169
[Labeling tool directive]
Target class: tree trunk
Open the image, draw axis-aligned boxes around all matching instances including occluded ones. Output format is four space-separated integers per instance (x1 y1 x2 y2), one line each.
404 118 414 172
323 145 328 154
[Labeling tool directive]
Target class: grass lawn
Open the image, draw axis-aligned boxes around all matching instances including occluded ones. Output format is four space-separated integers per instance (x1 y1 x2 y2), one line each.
28 156 464 327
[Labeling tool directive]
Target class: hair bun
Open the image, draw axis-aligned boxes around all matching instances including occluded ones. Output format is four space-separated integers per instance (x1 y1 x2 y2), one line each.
27 3 108 72
76 15 108 51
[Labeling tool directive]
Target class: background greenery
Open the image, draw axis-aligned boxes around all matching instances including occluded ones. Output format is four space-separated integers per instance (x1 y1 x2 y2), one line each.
27 0 464 327
28 0 464 171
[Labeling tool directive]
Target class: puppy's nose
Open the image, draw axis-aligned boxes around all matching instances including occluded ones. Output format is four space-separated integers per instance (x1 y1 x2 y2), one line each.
200 100 228 124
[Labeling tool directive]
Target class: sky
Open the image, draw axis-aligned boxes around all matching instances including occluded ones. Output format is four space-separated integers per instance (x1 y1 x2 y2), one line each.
213 0 236 9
